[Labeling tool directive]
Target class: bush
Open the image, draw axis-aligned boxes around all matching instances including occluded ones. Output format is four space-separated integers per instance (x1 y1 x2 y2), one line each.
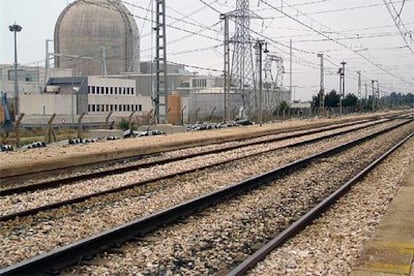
118 118 129 130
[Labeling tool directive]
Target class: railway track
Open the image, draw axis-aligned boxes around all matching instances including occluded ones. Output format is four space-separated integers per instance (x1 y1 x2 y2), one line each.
0 117 403 221
228 131 414 276
0 118 412 275
0 114 403 189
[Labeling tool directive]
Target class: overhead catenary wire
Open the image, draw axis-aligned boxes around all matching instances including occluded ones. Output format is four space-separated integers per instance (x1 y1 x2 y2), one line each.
258 0 414 86
382 0 414 55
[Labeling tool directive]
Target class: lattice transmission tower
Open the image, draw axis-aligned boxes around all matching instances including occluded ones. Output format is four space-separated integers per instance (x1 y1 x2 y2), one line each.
262 54 285 110
229 0 256 117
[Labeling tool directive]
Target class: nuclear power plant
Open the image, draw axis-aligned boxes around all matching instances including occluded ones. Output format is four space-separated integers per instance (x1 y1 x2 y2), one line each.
1 0 290 125
54 0 140 76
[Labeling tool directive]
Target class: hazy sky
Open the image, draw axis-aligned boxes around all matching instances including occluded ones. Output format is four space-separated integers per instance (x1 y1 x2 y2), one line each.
1 0 413 100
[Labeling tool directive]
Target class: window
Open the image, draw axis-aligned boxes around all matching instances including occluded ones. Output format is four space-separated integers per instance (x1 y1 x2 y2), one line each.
88 86 91 94
119 104 122 111
106 105 109 112
131 88 134 95
110 87 113 95
88 105 91 112
92 105 96 112
114 105 118 111
8 69 39 82
105 87 109 95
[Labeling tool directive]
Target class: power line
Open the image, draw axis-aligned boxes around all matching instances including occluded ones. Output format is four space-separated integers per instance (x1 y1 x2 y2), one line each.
259 0 414 86
383 0 414 54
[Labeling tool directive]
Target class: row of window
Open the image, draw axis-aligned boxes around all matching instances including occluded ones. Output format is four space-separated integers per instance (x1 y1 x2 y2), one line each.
88 86 135 95
88 104 142 113
192 79 207 88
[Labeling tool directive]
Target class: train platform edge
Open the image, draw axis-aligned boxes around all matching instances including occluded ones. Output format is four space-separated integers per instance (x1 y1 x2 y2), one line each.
350 163 414 276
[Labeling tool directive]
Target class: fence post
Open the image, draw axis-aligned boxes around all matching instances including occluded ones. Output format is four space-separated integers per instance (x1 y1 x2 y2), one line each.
210 106 217 121
77 113 85 139
181 105 187 125
104 111 113 129
15 113 25 148
147 109 154 125
195 107 201 122
231 107 237 120
128 111 136 130
44 113 56 144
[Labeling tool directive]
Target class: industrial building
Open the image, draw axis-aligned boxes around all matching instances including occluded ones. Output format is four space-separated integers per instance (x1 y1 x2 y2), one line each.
54 0 140 76
1 0 291 126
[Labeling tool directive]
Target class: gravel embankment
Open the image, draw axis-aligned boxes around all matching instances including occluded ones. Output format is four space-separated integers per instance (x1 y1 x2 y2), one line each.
61 123 413 275
0 118 334 168
249 135 414 276
1 119 375 188
0 113 399 176
0 119 391 215
0 122 411 269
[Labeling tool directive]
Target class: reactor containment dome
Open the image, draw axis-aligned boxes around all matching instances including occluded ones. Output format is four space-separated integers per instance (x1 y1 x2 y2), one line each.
54 0 140 76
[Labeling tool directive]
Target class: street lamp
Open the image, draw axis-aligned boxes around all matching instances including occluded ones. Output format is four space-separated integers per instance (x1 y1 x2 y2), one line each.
9 23 22 118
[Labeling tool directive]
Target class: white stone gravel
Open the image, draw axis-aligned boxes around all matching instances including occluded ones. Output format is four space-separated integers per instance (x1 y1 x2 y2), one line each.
59 124 413 275
249 134 414 276
0 121 410 269
0 119 386 215
1 118 377 189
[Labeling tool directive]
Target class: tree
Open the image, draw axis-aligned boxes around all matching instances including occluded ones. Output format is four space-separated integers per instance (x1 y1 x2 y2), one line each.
342 93 358 107
312 89 340 108
278 100 290 111
325 90 340 108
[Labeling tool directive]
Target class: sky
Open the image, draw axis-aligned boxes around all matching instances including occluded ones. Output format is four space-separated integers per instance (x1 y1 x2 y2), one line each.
1 0 413 101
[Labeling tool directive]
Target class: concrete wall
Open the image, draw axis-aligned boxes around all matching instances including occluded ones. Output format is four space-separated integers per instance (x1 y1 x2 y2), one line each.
20 93 77 115
0 65 72 96
188 91 243 122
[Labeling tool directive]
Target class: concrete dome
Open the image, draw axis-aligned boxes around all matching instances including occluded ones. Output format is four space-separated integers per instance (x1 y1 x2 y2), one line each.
54 0 140 76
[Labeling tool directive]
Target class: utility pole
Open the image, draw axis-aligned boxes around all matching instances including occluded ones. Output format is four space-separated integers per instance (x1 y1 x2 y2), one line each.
365 83 368 99
155 0 168 124
371 80 376 112
357 70 361 112
221 13 230 121
341 61 346 115
341 61 346 95
254 39 268 126
100 46 107 78
45 39 53 89
9 23 22 118
338 67 344 116
317 53 324 115
290 39 293 102
376 80 380 110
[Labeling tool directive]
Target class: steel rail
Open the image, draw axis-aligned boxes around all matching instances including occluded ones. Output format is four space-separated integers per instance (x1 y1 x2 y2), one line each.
0 114 396 184
0 119 411 275
0 118 402 222
227 132 414 276
0 117 395 196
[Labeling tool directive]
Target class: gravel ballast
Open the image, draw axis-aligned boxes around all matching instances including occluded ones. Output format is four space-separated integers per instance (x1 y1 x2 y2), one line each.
57 124 414 274
249 136 414 276
0 119 390 216
0 121 411 270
